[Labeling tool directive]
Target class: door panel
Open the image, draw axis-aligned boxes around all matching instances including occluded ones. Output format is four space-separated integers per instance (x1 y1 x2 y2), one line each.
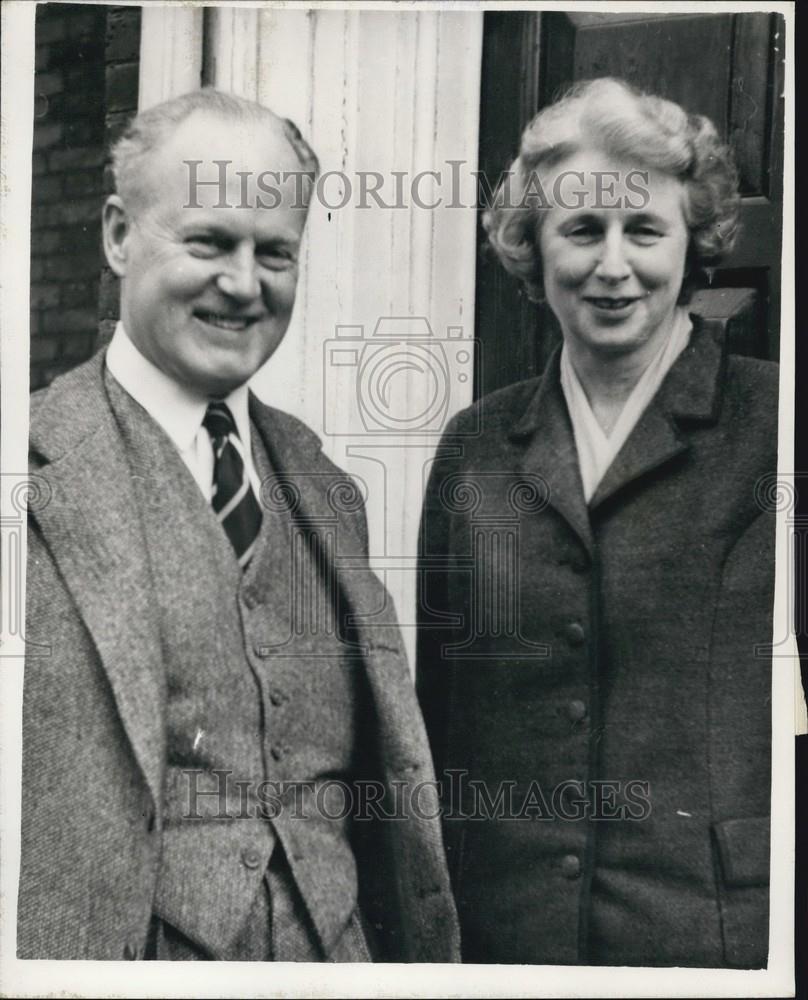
541 13 734 151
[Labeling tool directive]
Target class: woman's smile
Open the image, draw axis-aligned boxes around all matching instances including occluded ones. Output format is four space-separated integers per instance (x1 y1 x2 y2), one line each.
582 294 645 319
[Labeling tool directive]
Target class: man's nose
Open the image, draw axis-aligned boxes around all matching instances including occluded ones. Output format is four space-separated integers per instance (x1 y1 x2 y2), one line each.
217 245 261 302
594 229 631 283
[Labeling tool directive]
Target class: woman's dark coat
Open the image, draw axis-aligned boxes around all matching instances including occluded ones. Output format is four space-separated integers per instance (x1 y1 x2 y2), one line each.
416 317 778 967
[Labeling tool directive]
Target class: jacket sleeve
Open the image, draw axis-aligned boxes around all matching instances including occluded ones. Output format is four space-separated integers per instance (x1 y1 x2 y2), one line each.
415 415 467 779
706 508 777 968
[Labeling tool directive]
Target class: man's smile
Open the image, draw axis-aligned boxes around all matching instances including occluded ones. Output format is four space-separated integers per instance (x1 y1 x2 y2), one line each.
193 310 265 332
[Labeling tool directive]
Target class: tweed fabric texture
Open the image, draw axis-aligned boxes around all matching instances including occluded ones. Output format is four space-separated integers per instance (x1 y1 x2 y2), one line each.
108 377 279 959
109 373 376 959
417 317 777 968
20 348 460 962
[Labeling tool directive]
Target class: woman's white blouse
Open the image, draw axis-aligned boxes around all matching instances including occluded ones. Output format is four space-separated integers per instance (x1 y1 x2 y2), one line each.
560 308 693 504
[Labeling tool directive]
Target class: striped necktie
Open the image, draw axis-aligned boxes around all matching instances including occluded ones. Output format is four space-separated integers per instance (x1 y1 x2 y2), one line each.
203 402 262 568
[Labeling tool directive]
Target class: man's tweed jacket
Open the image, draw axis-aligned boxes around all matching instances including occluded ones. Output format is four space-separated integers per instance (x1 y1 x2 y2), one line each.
20 349 460 962
416 317 777 967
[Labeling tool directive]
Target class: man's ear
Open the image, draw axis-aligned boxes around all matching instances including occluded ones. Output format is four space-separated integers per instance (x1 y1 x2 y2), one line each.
102 195 133 277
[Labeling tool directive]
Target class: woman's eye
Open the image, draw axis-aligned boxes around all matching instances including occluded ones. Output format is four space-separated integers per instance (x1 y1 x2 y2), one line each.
630 226 662 243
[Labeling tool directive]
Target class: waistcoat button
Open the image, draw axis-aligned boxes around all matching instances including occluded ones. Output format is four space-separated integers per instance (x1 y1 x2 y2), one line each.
560 854 581 879
241 847 262 869
567 699 587 722
269 688 286 707
271 744 286 761
565 622 586 646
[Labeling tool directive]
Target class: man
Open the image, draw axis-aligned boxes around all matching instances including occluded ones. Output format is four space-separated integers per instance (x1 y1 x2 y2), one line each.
20 88 459 962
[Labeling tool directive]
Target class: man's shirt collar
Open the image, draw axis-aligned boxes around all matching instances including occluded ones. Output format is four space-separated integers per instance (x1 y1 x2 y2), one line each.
105 321 252 451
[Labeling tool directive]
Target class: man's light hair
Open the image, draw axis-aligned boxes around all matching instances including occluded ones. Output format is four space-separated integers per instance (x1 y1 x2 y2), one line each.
110 87 319 213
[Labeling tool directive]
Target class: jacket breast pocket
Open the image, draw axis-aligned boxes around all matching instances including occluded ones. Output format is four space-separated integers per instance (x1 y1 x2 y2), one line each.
712 816 771 968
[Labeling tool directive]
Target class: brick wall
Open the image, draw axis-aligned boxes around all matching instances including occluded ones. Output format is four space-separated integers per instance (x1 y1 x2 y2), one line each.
30 3 140 391
99 5 141 348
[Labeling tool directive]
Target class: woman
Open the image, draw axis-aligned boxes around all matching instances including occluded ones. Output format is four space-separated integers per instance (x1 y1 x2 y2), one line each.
416 78 777 968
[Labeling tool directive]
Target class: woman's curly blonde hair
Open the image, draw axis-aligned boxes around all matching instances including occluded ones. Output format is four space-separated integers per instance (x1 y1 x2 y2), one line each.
482 77 740 302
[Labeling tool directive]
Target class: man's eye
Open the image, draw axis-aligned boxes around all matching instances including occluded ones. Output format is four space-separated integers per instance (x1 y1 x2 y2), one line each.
566 226 600 243
186 236 222 256
257 249 297 270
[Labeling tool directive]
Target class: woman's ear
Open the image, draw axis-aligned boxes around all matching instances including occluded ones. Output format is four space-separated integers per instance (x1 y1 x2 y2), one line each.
102 195 132 277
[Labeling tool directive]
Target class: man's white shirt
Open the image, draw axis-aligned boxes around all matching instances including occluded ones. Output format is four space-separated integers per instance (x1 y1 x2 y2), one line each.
106 321 261 502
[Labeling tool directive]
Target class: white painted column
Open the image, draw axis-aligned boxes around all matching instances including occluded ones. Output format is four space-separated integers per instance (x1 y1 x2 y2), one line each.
204 6 260 100
138 6 203 109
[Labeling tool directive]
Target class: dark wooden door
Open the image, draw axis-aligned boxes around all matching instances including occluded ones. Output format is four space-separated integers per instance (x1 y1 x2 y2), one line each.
475 11 786 399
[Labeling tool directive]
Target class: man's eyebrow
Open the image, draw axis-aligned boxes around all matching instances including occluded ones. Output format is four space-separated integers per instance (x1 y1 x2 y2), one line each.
177 222 301 245
178 220 231 238
258 231 302 246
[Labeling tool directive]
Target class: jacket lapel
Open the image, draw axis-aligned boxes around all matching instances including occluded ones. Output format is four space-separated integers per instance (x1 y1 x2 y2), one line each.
510 352 594 553
589 317 723 510
588 405 688 510
248 397 402 652
29 354 166 807
249 398 457 959
249 398 429 749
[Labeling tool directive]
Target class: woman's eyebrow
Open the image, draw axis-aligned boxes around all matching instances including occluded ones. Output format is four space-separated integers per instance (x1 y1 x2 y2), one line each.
559 211 602 226
627 210 671 228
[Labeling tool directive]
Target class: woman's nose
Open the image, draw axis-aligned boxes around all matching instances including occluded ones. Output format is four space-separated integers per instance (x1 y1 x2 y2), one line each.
594 230 631 283
217 246 261 302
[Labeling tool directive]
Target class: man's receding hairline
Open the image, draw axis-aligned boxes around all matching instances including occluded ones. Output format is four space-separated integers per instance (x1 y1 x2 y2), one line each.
118 108 310 215
144 106 300 164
